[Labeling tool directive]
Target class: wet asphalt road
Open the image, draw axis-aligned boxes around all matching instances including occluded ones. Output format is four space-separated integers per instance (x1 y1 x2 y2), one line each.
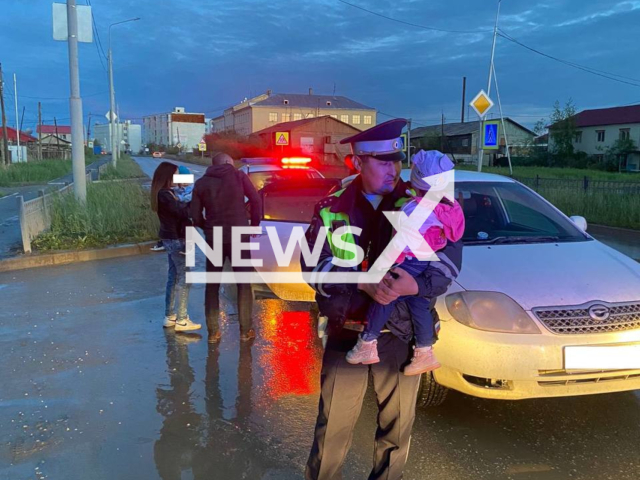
1 253 640 480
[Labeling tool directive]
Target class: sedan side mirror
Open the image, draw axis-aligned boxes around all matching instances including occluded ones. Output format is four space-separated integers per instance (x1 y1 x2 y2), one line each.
570 215 588 232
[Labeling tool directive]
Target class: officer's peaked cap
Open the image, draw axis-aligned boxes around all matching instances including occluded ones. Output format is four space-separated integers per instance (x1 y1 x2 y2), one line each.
340 118 407 162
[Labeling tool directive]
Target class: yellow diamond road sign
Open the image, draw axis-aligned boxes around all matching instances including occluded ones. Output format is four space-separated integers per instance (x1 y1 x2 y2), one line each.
470 90 494 118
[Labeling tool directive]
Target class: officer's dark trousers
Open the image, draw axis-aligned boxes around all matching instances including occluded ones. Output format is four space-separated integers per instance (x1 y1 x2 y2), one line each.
306 309 420 480
204 233 253 335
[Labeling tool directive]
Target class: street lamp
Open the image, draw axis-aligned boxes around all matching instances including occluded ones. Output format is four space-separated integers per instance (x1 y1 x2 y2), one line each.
107 17 140 165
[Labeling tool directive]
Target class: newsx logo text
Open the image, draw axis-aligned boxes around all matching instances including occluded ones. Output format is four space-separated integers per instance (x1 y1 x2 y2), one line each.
185 171 455 285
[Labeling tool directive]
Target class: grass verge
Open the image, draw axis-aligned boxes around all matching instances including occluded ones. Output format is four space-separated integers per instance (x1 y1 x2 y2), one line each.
0 159 72 186
537 189 640 230
32 181 158 251
99 155 147 180
457 165 640 182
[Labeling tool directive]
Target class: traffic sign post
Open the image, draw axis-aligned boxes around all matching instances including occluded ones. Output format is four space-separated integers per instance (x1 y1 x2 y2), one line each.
469 90 494 172
198 140 206 159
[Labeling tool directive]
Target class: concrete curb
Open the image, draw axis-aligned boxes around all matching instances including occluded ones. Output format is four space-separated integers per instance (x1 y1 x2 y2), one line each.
0 241 157 273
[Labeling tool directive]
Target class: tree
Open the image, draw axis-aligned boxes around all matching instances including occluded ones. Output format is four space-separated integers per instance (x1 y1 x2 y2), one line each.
548 99 577 160
533 119 546 137
605 137 637 172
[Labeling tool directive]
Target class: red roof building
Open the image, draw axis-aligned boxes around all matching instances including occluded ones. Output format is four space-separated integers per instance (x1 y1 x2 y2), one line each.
0 127 37 143
572 105 640 128
37 125 72 135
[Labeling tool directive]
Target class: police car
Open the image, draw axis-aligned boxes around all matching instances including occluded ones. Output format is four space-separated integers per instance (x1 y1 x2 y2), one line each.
238 156 324 191
250 169 640 406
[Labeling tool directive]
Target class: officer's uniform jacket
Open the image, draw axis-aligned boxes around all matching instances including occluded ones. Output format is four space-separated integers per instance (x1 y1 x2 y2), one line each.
301 174 463 342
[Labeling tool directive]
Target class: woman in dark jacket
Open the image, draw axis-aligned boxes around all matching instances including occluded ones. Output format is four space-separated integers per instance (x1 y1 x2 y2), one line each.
151 162 201 332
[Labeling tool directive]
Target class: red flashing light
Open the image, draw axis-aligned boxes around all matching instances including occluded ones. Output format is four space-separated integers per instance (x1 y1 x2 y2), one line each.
281 157 311 165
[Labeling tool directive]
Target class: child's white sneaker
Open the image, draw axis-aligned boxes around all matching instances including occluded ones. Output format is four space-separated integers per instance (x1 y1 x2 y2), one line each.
346 337 380 365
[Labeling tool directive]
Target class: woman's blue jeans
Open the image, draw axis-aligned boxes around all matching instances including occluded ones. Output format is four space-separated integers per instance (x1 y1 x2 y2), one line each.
163 239 191 321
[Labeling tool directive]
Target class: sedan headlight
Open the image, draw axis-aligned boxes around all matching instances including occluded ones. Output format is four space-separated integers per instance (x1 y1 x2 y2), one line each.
445 291 541 334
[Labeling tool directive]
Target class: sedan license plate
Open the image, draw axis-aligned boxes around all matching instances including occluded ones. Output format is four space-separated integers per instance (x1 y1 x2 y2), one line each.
565 344 640 370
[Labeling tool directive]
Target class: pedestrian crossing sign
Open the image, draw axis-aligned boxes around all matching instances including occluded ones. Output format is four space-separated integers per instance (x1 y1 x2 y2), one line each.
483 120 500 150
275 132 289 146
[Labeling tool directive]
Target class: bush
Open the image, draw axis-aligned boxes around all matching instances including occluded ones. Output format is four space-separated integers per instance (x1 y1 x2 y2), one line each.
32 182 159 251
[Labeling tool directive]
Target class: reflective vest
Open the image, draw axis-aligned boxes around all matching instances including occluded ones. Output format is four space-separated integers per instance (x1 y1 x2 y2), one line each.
318 188 415 261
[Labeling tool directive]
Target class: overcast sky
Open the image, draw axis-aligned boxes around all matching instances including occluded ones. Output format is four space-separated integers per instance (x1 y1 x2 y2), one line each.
2 0 640 133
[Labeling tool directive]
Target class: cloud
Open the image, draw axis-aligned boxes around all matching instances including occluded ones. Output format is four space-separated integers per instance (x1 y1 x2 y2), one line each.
555 1 640 27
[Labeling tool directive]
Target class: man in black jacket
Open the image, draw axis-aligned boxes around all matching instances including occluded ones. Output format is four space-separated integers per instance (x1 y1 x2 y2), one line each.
190 153 262 344
301 120 463 480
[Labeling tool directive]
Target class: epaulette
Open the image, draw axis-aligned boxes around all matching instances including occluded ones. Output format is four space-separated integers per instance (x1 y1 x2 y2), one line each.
316 193 340 210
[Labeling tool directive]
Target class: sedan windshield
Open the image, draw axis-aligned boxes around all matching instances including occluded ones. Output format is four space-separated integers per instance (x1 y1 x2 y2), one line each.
456 181 589 245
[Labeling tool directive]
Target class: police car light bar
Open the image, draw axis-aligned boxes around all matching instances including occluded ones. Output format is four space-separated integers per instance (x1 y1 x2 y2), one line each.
281 157 311 165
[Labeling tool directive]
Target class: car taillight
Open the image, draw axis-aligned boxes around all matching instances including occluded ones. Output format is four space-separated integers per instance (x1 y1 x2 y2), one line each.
282 157 311 165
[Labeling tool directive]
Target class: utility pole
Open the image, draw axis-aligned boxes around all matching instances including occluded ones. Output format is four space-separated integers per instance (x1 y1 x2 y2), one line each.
107 17 140 166
13 74 20 162
441 113 445 151
108 48 117 165
461 76 466 123
66 0 87 201
38 102 42 161
54 117 61 155
0 63 10 165
87 112 92 141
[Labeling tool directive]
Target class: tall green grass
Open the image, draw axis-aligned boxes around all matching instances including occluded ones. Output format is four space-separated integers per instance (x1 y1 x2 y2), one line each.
537 189 640 230
457 164 640 181
0 159 72 186
32 182 159 251
99 155 146 180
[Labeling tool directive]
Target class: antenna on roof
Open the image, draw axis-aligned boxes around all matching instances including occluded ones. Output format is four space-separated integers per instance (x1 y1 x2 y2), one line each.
333 82 336 96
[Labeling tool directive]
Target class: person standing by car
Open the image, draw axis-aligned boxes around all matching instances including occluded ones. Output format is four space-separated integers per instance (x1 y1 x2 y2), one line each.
190 152 262 344
151 162 201 332
301 119 463 480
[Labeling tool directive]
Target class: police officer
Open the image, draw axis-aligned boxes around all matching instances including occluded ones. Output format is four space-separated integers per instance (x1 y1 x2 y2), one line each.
302 119 463 480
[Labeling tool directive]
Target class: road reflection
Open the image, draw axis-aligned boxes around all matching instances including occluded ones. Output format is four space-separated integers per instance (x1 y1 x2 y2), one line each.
153 300 320 479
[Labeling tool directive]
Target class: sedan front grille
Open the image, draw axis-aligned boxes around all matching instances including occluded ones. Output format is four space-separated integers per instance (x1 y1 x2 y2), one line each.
533 302 640 335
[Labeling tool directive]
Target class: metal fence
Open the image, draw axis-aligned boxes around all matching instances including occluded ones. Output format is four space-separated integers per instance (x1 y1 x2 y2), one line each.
17 171 92 254
514 176 640 195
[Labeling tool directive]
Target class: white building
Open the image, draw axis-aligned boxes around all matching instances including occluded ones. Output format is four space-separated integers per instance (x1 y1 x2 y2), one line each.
142 107 206 150
94 121 142 154
549 104 640 171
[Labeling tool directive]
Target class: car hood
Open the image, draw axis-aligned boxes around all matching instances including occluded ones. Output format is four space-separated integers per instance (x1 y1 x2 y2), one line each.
457 240 640 310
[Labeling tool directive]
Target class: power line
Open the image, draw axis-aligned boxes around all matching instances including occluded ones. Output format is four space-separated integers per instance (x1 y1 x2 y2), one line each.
497 29 640 88
86 0 108 72
336 0 489 34
17 91 108 100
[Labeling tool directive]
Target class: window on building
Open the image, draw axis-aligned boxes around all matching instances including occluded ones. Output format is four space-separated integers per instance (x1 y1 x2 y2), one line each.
282 113 291 122
340 114 349 123
293 113 302 121
352 115 361 125
269 112 278 122
620 128 630 140
364 115 372 125
596 130 605 142
575 131 582 143
595 154 605 163
462 138 469 147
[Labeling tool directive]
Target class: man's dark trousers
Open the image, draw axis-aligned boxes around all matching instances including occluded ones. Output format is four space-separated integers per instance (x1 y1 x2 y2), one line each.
204 232 253 335
306 294 421 480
